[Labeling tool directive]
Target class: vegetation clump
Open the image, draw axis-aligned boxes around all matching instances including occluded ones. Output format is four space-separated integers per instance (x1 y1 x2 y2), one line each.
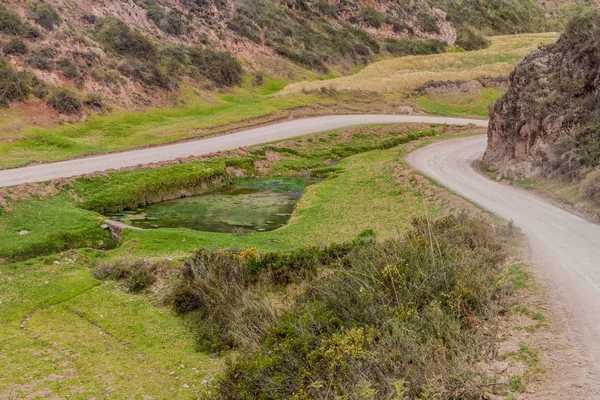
48 87 83 114
2 37 28 55
0 58 39 107
95 17 156 60
200 213 508 399
0 4 24 35
31 3 61 31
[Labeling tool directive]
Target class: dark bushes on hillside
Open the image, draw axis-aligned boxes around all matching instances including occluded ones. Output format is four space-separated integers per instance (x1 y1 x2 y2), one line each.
203 213 508 399
188 48 243 86
95 17 156 60
48 87 82 114
2 38 28 56
385 38 446 57
31 3 61 31
0 58 40 106
25 48 55 71
0 4 24 35
118 59 172 89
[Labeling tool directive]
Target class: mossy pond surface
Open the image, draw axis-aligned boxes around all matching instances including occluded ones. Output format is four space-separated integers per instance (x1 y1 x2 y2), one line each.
106 177 316 233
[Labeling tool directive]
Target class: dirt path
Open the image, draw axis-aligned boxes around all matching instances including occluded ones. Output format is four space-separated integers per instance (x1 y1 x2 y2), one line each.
407 135 600 399
0 115 487 187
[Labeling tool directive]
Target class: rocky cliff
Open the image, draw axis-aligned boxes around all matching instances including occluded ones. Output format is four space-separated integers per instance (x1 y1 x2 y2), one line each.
484 12 600 181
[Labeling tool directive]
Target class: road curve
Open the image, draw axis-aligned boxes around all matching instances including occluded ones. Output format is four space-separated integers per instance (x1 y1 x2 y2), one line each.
407 135 600 397
0 115 487 187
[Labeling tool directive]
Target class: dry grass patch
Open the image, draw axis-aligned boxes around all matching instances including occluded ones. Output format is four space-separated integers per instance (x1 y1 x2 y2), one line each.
282 33 559 94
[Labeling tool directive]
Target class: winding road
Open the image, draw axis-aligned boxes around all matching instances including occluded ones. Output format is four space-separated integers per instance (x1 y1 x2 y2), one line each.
3 114 600 395
0 115 485 188
407 135 600 398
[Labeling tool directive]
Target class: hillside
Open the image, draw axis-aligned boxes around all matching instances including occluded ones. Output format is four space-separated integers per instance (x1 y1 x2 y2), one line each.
484 12 600 207
0 0 591 119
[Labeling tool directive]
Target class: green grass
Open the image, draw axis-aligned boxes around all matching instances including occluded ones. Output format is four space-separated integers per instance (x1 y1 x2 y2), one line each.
0 253 222 398
415 88 503 118
0 193 112 263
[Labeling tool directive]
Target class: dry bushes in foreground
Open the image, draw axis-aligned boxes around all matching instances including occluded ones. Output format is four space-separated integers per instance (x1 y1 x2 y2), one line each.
178 213 510 399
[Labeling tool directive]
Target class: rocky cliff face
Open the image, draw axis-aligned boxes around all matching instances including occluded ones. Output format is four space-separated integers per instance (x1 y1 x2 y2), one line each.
484 13 600 180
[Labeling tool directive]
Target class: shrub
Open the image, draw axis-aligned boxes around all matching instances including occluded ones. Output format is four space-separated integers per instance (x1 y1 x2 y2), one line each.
31 3 61 31
581 168 600 204
455 27 489 51
203 214 507 399
2 38 28 56
188 48 243 86
0 59 39 106
57 58 79 79
83 93 104 110
23 23 43 40
95 17 156 60
384 38 446 57
0 4 24 34
117 59 172 89
92 259 156 293
47 87 83 114
25 49 55 71
361 5 383 28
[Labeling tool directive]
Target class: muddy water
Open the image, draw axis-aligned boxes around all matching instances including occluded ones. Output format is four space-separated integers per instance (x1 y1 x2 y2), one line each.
105 179 308 233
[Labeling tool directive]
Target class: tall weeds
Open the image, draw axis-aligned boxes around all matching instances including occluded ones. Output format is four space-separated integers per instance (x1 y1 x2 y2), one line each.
194 213 508 399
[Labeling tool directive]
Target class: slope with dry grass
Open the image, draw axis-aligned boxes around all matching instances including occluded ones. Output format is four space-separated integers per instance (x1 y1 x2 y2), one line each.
282 33 559 94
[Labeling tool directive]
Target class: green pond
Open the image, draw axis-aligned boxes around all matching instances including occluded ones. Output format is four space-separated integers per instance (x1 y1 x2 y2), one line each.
105 178 313 233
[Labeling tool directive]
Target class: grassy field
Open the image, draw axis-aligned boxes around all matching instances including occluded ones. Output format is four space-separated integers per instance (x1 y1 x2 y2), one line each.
282 33 559 94
0 252 223 399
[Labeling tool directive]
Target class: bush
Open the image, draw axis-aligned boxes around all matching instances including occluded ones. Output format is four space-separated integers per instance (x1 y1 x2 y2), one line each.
581 168 600 204
205 214 507 399
171 243 354 352
23 23 43 40
2 37 28 55
117 59 172 89
0 59 39 106
32 3 61 31
25 49 55 71
361 5 384 28
0 4 24 34
188 48 243 86
92 259 156 293
83 93 104 110
47 87 82 114
384 37 446 57
95 17 156 60
57 58 79 79
455 27 489 51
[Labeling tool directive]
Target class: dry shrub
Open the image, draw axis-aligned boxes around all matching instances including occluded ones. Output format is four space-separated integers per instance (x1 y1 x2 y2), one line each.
581 168 600 204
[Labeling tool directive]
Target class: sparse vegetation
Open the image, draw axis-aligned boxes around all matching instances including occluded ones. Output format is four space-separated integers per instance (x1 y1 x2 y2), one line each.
31 3 61 31
47 87 83 114
2 37 28 55
0 4 24 35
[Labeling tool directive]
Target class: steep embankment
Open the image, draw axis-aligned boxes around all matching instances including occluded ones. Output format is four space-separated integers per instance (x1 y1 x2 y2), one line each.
484 13 600 206
0 0 586 117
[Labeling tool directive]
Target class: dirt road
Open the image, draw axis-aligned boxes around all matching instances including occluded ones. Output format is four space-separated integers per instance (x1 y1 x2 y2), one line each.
407 135 600 398
0 115 487 187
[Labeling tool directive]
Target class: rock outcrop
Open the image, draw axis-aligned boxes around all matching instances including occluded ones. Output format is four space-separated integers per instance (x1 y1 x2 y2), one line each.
484 13 600 180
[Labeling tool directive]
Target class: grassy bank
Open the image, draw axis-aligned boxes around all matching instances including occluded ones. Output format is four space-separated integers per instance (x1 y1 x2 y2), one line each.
0 251 223 399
